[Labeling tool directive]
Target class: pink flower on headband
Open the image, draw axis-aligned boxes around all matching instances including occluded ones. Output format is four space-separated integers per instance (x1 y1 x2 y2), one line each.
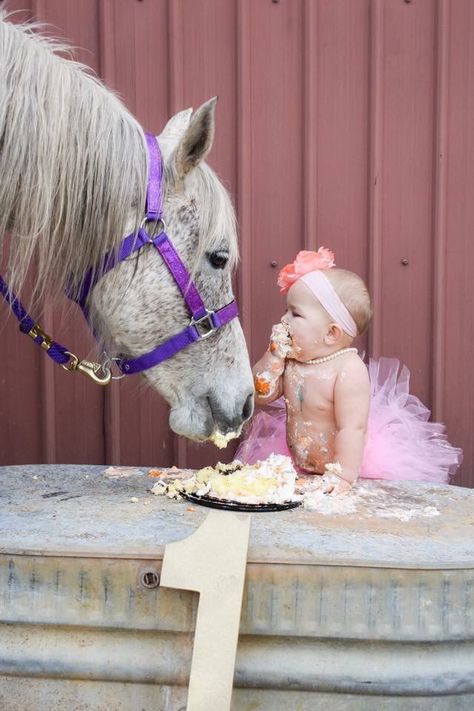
277 247 335 293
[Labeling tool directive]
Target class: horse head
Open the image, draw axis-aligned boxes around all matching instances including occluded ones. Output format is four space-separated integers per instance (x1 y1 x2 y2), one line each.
89 99 254 442
0 13 253 444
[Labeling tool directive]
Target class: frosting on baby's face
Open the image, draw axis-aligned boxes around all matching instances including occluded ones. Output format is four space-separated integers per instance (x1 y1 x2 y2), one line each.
283 281 333 361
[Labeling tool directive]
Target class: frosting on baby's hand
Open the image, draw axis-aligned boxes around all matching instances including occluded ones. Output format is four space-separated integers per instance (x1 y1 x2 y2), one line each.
319 473 352 496
324 461 344 477
269 322 292 359
310 462 355 496
254 371 273 396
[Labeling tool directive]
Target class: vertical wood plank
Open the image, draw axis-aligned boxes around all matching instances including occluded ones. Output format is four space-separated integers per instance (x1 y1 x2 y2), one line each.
442 0 474 485
302 0 318 252
236 0 252 359
377 0 437 404
314 0 371 356
368 0 384 359
431 0 449 421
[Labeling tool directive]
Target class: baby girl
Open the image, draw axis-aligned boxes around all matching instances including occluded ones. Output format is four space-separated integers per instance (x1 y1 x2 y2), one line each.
237 248 462 495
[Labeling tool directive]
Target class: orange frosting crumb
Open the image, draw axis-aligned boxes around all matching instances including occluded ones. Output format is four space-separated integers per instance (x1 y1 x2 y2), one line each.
255 375 271 395
148 469 164 478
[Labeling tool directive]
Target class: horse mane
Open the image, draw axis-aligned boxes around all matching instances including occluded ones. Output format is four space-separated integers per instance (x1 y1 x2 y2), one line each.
0 10 147 303
190 162 239 272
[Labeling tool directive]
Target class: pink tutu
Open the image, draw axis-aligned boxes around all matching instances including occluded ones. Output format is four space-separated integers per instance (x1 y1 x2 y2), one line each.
236 358 462 484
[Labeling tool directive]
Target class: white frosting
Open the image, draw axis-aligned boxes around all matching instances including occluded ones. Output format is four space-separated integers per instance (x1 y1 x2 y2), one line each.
209 430 239 449
152 454 300 504
324 461 343 476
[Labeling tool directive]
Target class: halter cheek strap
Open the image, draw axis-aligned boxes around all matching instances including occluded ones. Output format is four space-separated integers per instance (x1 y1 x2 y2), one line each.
144 132 163 220
300 270 358 338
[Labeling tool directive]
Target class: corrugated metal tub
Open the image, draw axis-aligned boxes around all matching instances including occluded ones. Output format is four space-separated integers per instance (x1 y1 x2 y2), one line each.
0 465 473 710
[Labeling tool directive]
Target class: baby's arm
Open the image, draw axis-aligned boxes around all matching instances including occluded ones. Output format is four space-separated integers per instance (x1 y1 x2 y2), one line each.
253 323 291 405
331 359 370 484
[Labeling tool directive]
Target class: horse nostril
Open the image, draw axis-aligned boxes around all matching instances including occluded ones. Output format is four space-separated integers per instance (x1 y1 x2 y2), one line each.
242 392 254 422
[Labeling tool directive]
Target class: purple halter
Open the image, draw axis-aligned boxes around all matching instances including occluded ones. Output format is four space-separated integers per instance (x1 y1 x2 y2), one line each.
0 133 238 383
72 133 238 376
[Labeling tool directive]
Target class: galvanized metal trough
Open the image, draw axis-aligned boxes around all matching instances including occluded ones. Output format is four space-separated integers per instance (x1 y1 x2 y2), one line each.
0 464 473 710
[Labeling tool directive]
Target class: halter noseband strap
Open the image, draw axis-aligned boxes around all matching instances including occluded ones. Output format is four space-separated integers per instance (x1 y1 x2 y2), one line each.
72 132 239 375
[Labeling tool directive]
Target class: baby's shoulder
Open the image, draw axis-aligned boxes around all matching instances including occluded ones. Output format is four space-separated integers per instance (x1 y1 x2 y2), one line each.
335 352 369 383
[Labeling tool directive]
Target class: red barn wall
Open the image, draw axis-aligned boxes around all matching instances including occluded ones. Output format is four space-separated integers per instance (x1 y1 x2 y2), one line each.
1 0 473 486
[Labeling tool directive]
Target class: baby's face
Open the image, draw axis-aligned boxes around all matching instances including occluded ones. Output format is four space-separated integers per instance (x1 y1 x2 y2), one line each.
282 281 332 361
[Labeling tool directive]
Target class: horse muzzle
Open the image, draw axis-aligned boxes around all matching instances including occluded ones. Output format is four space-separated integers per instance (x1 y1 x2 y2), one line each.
169 390 254 442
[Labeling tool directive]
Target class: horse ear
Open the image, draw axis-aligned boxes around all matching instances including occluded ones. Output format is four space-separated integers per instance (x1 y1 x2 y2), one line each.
175 97 217 177
158 108 193 159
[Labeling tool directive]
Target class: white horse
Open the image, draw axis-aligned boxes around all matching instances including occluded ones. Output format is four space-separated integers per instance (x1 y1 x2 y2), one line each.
0 12 254 442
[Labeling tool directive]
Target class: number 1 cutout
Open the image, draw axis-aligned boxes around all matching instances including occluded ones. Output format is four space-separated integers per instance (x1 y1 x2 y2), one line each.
160 510 251 711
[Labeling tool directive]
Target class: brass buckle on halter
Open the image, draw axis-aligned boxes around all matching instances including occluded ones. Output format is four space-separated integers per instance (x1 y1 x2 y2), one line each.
62 352 112 386
190 310 217 340
27 324 53 351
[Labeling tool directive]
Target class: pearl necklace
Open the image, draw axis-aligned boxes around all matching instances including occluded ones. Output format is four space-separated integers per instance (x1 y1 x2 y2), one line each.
304 347 358 365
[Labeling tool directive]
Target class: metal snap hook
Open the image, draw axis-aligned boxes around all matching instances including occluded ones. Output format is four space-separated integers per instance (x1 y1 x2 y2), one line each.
101 353 127 380
61 352 112 385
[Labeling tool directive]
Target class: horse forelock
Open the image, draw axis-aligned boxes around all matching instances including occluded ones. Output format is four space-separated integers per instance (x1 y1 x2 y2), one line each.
174 161 239 275
0 11 147 305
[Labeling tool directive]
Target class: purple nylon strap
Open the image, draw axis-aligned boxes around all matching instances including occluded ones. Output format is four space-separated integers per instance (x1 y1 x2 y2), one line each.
71 132 163 311
118 300 239 374
152 233 207 318
71 228 150 313
0 277 70 366
145 133 163 220
74 228 209 322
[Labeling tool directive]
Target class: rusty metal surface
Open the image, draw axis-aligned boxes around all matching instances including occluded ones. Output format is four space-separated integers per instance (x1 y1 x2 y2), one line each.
0 465 473 567
1 466 474 708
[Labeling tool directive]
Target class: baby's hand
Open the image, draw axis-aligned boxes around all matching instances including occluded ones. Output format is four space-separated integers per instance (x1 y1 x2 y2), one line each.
269 322 292 359
309 462 355 497
317 472 353 496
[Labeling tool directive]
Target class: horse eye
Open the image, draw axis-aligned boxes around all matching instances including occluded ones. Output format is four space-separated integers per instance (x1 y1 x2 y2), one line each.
207 251 229 269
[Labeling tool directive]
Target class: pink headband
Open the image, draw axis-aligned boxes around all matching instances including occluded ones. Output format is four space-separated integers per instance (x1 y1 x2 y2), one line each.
300 271 358 337
277 248 358 337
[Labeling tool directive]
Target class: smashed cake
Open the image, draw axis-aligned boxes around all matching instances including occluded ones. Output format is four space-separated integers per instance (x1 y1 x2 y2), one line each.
151 453 300 505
